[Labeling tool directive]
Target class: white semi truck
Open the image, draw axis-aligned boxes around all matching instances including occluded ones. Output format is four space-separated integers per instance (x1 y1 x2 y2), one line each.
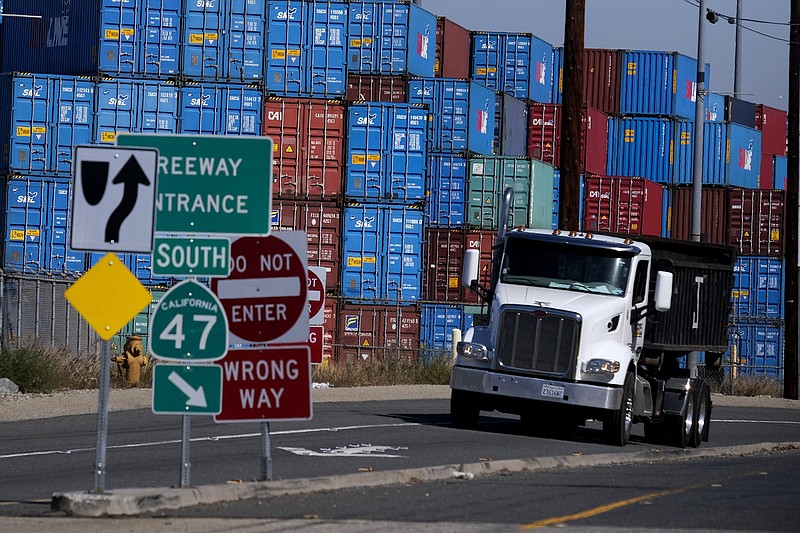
451 189 736 447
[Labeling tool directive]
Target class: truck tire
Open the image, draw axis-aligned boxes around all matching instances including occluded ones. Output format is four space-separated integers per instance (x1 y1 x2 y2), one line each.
603 371 634 447
691 383 712 447
450 389 480 429
671 386 698 448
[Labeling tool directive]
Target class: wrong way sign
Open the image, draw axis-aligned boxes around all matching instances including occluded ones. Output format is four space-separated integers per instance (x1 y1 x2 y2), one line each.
211 231 309 345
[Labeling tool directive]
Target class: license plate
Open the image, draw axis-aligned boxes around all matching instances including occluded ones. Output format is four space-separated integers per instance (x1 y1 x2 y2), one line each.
541 384 565 399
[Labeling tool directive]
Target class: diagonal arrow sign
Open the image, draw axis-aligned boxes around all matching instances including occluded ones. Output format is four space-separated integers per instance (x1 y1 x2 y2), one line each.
105 155 151 244
168 371 208 408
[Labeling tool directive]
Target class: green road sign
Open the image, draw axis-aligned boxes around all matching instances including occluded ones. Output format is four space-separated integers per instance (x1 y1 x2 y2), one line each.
116 134 272 235
153 236 230 276
152 364 222 415
149 279 229 362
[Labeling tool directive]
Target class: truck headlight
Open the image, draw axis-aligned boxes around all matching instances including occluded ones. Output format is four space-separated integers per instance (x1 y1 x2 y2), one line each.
457 342 488 361
584 359 621 374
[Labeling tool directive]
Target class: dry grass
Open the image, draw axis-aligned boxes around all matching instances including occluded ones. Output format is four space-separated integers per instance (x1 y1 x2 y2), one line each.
311 353 452 387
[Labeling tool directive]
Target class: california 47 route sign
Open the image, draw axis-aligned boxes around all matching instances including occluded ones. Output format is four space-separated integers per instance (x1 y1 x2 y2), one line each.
71 146 158 253
211 231 309 345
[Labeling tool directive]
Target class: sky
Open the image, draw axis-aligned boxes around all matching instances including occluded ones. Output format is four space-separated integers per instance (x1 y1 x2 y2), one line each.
420 0 791 110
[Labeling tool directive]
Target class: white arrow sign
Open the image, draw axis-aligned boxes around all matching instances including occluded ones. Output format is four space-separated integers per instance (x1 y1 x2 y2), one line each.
277 444 408 457
168 371 208 408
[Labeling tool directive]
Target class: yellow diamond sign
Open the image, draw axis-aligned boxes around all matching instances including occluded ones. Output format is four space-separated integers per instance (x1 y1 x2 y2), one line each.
65 253 152 340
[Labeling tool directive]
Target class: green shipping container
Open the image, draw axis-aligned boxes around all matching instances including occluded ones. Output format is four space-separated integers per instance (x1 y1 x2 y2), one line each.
466 156 554 230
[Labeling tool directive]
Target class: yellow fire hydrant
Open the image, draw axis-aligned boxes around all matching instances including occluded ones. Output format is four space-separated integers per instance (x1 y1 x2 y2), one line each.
114 334 148 385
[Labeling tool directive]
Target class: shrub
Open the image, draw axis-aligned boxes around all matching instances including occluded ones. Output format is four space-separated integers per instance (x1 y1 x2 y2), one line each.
312 353 452 387
0 342 66 393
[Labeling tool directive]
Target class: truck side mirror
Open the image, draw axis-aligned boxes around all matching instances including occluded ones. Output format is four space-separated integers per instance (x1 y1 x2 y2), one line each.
462 249 480 289
653 271 673 312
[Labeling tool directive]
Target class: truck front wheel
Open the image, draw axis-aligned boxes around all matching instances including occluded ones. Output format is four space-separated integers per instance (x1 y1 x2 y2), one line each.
603 371 635 446
450 389 480 429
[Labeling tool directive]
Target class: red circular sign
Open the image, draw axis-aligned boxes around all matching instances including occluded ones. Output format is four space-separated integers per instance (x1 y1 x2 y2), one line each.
211 235 307 342
307 269 325 320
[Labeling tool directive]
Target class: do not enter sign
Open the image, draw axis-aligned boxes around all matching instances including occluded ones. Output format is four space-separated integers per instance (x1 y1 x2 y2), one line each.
211 231 309 345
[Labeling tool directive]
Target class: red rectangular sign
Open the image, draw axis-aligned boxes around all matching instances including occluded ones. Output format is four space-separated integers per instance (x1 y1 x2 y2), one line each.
309 325 324 365
215 346 312 422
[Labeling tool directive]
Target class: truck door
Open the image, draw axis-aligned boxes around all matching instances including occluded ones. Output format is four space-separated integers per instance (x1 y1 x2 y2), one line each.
630 260 649 356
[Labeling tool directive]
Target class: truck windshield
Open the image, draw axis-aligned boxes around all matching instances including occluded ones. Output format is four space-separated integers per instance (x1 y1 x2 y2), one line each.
499 237 631 296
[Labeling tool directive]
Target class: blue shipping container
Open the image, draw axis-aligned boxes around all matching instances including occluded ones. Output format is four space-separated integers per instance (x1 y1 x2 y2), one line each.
727 321 784 379
178 83 262 135
551 168 584 230
773 155 788 190
0 73 94 176
425 153 467 227
620 50 706 120
606 116 674 184
346 102 428 202
407 78 495 154
704 91 725 122
551 46 562 104
471 31 553 102
94 79 180 144
419 303 475 359
341 204 424 302
701 122 762 188
731 256 784 320
266 1 348 97
348 2 436 77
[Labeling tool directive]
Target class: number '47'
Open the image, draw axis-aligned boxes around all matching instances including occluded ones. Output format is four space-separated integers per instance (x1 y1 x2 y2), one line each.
159 314 217 350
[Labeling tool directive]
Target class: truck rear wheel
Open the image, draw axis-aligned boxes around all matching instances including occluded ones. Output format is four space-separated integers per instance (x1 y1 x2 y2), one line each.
671 386 698 448
603 371 634 447
691 383 712 447
450 389 480 429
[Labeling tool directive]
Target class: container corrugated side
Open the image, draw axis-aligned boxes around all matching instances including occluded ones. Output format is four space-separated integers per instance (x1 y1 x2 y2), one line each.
553 48 623 113
732 256 784 320
270 200 342 293
94 79 179 145
724 96 756 128
702 122 762 188
529 159 555 229
620 50 702 120
345 102 427 203
727 321 784 379
551 169 585 230
178 83 262 135
665 185 727 244
727 188 784 257
347 2 436 77
435 17 470 78
419 303 473 359
494 91 528 157
606 116 673 183
466 156 531 229
266 1 347 97
336 303 421 363
346 74 408 102
341 204 424 303
529 33 554 103
407 78 494 154
425 153 466 227
0 74 94 176
773 155 788 190
527 103 608 175
704 92 726 122
263 97 345 200
583 176 663 236
755 103 787 156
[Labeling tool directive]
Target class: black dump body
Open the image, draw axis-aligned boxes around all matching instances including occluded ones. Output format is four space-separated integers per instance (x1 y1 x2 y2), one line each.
637 235 736 353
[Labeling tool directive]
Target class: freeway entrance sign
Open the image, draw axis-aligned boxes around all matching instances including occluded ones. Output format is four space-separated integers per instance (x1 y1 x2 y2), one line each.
116 134 272 235
152 364 222 415
149 279 229 362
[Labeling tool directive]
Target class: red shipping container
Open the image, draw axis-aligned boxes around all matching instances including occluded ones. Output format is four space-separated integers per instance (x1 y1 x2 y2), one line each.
435 17 470 78
423 228 496 304
346 74 408 102
583 176 663 236
270 200 342 292
584 49 622 115
667 186 727 244
263 97 345 200
759 155 773 189
527 104 608 176
336 303 420 363
728 188 785 257
754 104 787 156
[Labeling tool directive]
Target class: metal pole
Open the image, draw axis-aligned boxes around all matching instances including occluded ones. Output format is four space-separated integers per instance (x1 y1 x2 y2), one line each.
733 0 743 96
261 422 273 481
180 415 191 487
93 340 111 493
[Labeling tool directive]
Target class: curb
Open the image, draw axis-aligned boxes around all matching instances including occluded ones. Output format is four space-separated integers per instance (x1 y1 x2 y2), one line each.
52 441 800 517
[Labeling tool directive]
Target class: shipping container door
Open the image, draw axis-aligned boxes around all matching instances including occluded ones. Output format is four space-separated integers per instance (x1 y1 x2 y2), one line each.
470 32 502 91
305 100 345 199
386 105 427 202
94 79 136 145
4 178 46 273
426 154 466 227
502 33 531 99
138 81 180 134
347 2 382 74
527 103 560 166
226 0 266 82
2 75 52 175
217 85 262 135
420 303 468 358
178 83 220 134
47 179 85 275
308 1 348 96
141 0 181 77
423 228 465 301
266 1 305 95
346 104 385 200
529 159 555 229
341 205 381 300
182 0 224 80
53 77 95 175
385 207 424 302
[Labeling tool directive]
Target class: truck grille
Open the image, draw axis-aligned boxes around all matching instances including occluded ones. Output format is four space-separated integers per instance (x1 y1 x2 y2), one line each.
496 308 580 376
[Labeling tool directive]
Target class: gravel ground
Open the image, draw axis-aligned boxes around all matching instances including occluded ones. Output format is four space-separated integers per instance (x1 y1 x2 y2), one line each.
1 385 798 422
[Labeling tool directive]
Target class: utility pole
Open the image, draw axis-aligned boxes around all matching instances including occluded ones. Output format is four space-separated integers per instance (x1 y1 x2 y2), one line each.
733 0 743 95
691 0 708 243
785 0 799 400
559 0 585 231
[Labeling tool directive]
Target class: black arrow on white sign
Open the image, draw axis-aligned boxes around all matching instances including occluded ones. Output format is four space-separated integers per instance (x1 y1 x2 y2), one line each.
105 156 151 244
